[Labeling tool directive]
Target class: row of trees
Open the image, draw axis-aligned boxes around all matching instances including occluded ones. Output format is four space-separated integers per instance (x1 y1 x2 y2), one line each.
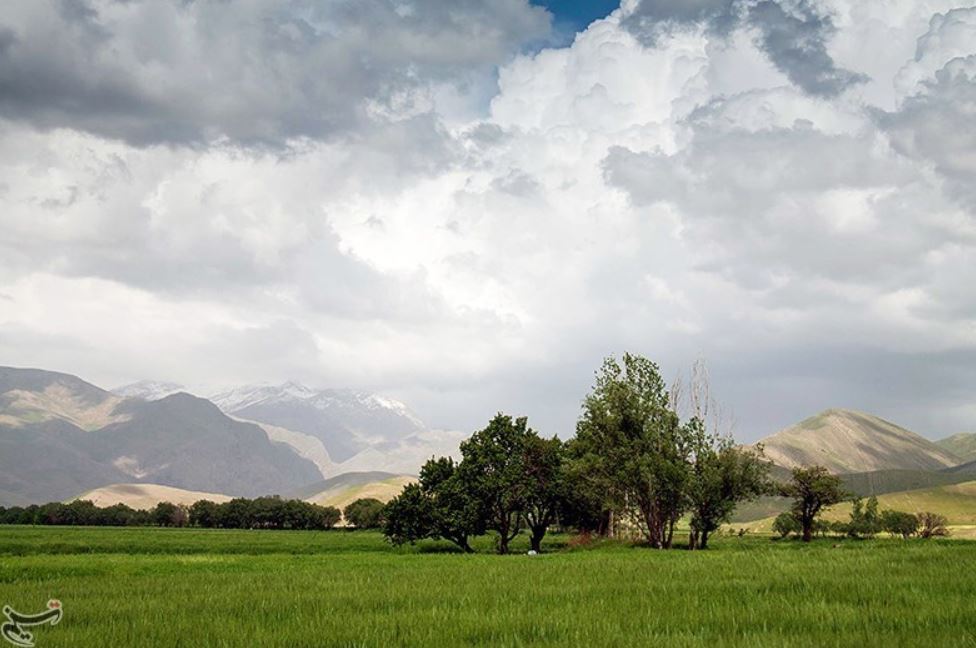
773 493 949 540
384 355 772 553
0 496 388 531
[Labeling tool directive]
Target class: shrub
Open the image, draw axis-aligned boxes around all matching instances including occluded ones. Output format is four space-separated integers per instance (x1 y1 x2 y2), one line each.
917 512 948 539
772 512 799 538
880 510 919 539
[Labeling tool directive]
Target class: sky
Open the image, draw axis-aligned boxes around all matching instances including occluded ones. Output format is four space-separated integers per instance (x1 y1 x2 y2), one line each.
0 0 974 442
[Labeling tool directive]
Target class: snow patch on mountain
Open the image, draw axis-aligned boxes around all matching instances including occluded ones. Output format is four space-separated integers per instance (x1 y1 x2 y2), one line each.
113 380 187 401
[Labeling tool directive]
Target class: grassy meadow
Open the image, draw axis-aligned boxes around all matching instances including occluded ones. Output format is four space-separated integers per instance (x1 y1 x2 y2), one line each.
2 526 976 647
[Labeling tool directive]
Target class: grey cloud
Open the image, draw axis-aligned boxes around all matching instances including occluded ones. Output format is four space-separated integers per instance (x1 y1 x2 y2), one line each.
0 0 551 147
623 0 866 97
748 1 867 97
881 56 976 207
602 119 965 294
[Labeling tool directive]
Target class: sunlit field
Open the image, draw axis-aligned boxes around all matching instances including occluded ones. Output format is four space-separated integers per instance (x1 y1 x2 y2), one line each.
2 526 976 647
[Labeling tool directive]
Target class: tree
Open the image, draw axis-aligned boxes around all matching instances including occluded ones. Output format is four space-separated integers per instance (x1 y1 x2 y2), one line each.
573 354 689 548
685 418 770 549
458 414 534 554
881 510 919 539
151 502 188 527
384 483 435 546
310 504 342 530
917 511 948 538
772 512 800 538
189 500 221 528
778 466 847 542
846 496 882 538
521 433 566 552
344 498 386 529
384 457 483 553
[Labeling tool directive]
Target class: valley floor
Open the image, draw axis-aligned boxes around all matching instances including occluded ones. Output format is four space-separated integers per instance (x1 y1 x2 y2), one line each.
1 527 975 647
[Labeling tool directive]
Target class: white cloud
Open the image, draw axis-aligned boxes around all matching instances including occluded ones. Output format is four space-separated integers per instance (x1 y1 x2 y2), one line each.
1 1 974 440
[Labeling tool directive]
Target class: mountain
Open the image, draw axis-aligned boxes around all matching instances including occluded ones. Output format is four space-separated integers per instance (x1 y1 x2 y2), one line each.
0 367 321 504
112 380 186 401
757 408 962 474
211 382 462 471
936 433 976 463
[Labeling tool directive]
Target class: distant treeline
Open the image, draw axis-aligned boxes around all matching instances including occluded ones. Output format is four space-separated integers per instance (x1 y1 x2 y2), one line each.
0 496 386 531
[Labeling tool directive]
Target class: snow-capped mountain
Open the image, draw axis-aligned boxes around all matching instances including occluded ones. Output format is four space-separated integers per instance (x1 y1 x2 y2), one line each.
210 382 441 466
113 380 187 401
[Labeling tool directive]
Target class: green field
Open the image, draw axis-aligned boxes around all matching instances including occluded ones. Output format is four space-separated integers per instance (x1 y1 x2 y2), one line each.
2 527 976 647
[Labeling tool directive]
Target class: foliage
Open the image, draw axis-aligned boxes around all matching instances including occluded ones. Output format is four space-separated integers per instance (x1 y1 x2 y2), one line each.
0 497 340 531
772 512 800 538
344 498 386 529
843 496 882 538
778 466 848 542
685 418 771 549
880 510 919 539
520 432 567 552
458 413 535 554
917 511 949 539
572 354 688 548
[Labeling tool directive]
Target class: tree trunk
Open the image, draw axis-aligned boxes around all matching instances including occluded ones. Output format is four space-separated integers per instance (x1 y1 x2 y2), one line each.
530 528 544 552
700 529 710 550
688 529 699 550
802 522 812 542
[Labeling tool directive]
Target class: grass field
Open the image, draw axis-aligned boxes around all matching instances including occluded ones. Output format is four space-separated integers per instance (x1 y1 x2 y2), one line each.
2 526 976 647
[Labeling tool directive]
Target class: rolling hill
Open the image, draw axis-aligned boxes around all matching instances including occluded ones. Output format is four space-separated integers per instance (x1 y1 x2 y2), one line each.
288 471 414 510
936 433 976 463
71 483 233 509
757 409 962 474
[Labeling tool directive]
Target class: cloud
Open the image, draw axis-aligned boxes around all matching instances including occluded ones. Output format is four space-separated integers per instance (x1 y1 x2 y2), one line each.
622 0 866 96
882 7 976 207
1 0 974 442
0 0 551 147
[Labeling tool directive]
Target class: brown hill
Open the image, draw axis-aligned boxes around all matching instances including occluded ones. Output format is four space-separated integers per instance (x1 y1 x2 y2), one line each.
757 409 961 474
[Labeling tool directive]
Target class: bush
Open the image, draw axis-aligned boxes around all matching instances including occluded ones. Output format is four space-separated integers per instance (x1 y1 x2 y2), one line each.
772 512 800 538
917 512 948 539
880 510 919 539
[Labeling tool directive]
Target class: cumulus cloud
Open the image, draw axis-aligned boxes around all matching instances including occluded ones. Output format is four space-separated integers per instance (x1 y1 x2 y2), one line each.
1 0 974 441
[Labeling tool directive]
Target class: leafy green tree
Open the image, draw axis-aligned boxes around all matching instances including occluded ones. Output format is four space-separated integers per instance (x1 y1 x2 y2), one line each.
685 418 771 549
344 498 386 529
384 482 436 546
778 466 847 542
573 354 688 548
384 457 483 552
881 510 919 539
189 500 221 528
772 512 800 538
458 414 534 554
98 503 139 527
846 495 882 538
310 504 342 529
521 433 566 552
216 498 254 529
151 501 187 527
